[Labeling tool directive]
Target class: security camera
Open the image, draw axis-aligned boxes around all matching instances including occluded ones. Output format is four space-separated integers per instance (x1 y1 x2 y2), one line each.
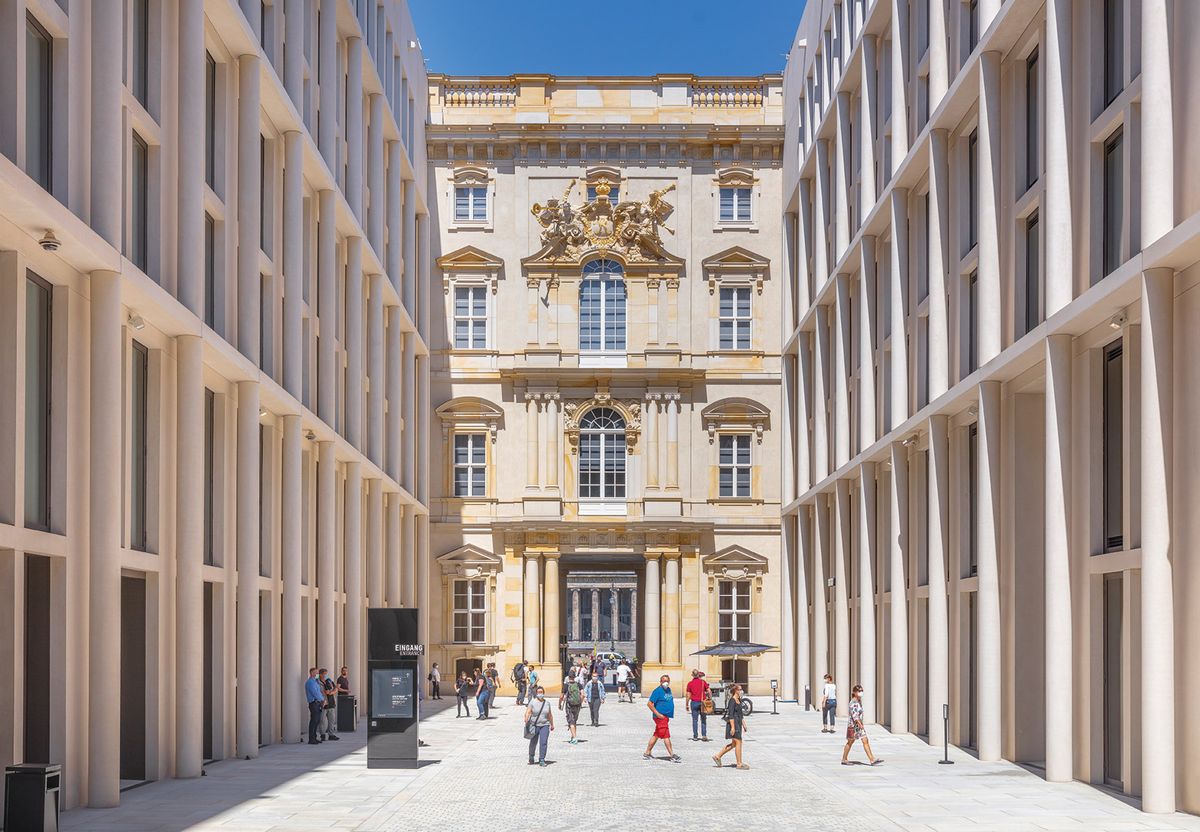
39 230 60 252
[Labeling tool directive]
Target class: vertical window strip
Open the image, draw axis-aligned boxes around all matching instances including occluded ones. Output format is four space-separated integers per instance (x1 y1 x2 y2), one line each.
719 434 752 498
719 286 753 350
24 273 52 531
204 389 215 565
1102 130 1124 278
453 433 486 497
1104 0 1124 106
132 133 150 272
132 0 150 107
131 341 150 552
205 52 217 188
25 13 53 191
1025 212 1040 334
1025 49 1039 190
453 285 487 349
1102 342 1124 551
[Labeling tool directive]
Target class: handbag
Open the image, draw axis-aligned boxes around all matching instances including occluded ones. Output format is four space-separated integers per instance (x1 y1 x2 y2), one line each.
701 693 715 715
523 702 546 739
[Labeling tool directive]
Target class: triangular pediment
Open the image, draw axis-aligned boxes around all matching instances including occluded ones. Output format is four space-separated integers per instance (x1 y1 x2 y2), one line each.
436 245 503 272
702 245 771 272
437 544 502 576
703 545 769 576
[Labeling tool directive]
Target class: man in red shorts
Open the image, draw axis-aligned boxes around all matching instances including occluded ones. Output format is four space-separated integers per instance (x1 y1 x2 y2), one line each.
643 674 682 762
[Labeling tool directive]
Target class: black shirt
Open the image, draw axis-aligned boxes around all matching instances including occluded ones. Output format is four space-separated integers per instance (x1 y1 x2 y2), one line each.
322 677 336 708
336 675 350 695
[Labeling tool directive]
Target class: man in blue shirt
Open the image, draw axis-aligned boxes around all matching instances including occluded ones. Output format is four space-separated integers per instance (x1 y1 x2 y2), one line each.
305 667 324 744
643 674 682 762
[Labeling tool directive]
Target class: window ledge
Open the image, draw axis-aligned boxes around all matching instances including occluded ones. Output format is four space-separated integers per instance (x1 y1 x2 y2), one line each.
707 349 764 358
707 497 763 505
579 501 627 516
445 496 498 504
450 349 500 356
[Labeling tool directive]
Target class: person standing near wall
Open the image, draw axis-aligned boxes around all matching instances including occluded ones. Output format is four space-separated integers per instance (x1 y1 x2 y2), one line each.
429 662 442 699
318 668 340 741
820 674 838 734
306 668 324 744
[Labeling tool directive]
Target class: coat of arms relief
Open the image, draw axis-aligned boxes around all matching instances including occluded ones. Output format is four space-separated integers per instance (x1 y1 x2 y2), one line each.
529 177 677 265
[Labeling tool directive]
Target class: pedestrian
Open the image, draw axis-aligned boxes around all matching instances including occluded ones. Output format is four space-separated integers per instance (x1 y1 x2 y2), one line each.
616 659 632 702
528 663 540 694
474 669 489 719
336 666 352 696
643 674 681 762
524 685 555 766
559 670 583 744
305 668 324 744
686 669 711 742
820 673 838 734
429 662 442 700
486 662 500 710
712 683 750 770
585 670 606 727
841 684 883 766
318 668 340 741
511 659 528 706
455 671 472 718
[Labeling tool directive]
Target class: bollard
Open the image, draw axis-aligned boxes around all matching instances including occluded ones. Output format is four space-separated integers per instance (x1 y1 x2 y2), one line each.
938 703 954 764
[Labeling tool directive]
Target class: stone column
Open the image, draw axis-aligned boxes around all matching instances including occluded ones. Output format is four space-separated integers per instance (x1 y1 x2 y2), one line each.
367 481 384 608
237 55 262 366
888 443 909 734
368 276 385 466
798 338 814 494
833 275 852 467
812 493 831 693
283 0 305 105
524 553 542 663
1044 335 1073 780
889 191 909 429
402 333 417 492
630 588 638 638
797 179 813 311
91 13 122 247
283 131 304 399
386 308 403 482
317 190 338 424
859 36 878 210
927 131 951 399
890 0 909 174
236 380 261 759
1140 268 1175 812
402 181 417 313
545 394 559 490
1142 0 1173 248
813 306 831 481
927 415 951 748
1044 0 1073 315
611 589 620 642
645 393 659 489
666 395 680 489
656 398 668 488
387 143 404 293
401 508 416 607
175 336 204 775
834 93 852 259
976 382 1002 760
814 140 831 288
345 38 364 222
177 0 205 315
643 553 661 664
662 553 681 665
780 514 797 701
796 509 812 705
344 463 363 710
543 554 561 665
591 589 601 643
977 52 1002 366
368 94 386 253
281 415 302 742
525 393 540 489
833 480 852 714
317 0 338 166
571 589 581 641
928 0 948 108
317 442 337 673
345 239 364 448
859 238 877 450
386 499 402 607
857 464 878 723
88 272 121 806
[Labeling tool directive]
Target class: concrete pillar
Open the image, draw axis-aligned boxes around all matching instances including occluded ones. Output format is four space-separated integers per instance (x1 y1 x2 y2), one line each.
780 514 797 701
237 55 262 366
367 481 384 608
888 443 909 733
386 309 403 482
798 339 814 494
977 53 1002 366
90 12 122 246
368 95 386 254
834 93 851 259
283 131 304 399
859 36 878 209
346 38 364 222
795 510 812 705
317 0 338 167
418 216 431 338
1044 0 1073 315
928 131 950 400
662 553 681 665
280 415 302 742
645 393 659 489
344 463 363 716
975 381 1002 760
783 357 796 507
643 553 661 664
401 508 416 607
368 276 385 465
859 239 877 450
345 239 364 449
1140 268 1175 812
525 393 540 489
543 554 561 665
890 0 909 174
402 333 417 492
387 143 404 294
317 442 337 674
889 190 909 429
386 499 402 607
927 414 951 747
814 306 831 481
524 553 541 663
814 140 831 289
545 394 560 490
978 0 1001 33
177 0 205 315
235 380 261 759
928 0 948 108
857 464 877 722
402 181 417 313
813 494 831 691
283 0 305 105
666 394 680 489
175 336 204 776
834 275 852 466
1044 334 1072 780
1141 0 1173 248
833 479 852 715
797 179 813 311
317 190 337 425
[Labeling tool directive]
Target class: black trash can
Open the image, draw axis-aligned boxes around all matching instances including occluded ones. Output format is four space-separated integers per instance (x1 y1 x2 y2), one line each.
337 694 358 733
4 763 61 832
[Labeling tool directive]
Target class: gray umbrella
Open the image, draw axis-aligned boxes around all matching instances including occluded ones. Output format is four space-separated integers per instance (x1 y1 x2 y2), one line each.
691 640 777 657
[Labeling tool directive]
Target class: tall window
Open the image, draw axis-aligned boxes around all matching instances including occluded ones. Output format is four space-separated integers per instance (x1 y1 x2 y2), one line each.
719 187 752 223
579 259 626 353
967 270 979 373
24 273 52 531
718 580 751 641
204 213 216 328
1102 130 1124 278
452 579 486 643
131 0 149 107
967 422 978 577
719 435 752 498
1102 342 1123 552
204 389 215 565
1025 49 1039 190
259 136 268 250
719 287 752 350
967 129 979 251
130 341 149 552
968 0 979 52
25 14 53 190
587 184 619 204
454 186 486 221
204 52 216 188
1104 0 1123 106
453 433 486 497
1024 212 1041 334
132 133 150 272
578 407 626 500
453 286 486 349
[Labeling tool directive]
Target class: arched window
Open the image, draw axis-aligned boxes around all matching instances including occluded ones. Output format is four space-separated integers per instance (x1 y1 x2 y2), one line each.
579 259 626 353
578 407 626 499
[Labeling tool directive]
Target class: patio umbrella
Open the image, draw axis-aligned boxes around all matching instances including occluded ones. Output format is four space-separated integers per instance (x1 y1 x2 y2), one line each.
691 640 777 657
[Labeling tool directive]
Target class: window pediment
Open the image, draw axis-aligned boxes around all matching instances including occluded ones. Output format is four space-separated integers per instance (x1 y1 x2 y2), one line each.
435 396 503 442
437 544 502 577
701 397 770 444
703 545 769 578
563 393 642 454
450 165 490 187
437 245 503 294
702 246 770 294
714 166 759 189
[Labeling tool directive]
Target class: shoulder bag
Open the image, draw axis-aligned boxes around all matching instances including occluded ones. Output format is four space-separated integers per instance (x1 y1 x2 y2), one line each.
523 702 546 740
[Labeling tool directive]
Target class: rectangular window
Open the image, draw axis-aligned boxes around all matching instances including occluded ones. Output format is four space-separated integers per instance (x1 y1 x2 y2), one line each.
452 578 486 643
453 286 487 349
260 273 271 372
24 273 52 531
718 286 752 350
132 133 150 272
718 434 752 498
586 184 619 204
453 186 487 222
204 213 216 328
1024 212 1041 334
1102 342 1123 552
717 580 751 642
967 269 979 373
452 433 486 497
920 192 930 301
719 187 752 223
132 0 149 107
130 341 149 552
1104 0 1123 106
967 129 978 251
967 422 978 577
1025 49 1039 190
205 52 216 188
968 0 979 52
204 389 215 566
1102 130 1124 278
260 136 268 250
25 14 53 190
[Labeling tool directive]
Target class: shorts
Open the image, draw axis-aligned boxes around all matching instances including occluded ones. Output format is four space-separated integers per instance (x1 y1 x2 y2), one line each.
565 703 581 726
653 717 671 738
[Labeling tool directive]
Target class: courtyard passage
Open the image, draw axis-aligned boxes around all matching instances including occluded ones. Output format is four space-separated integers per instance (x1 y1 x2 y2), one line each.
62 696 1200 832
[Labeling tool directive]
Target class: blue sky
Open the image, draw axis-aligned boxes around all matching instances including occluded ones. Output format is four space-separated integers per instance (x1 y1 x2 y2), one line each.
408 0 806 77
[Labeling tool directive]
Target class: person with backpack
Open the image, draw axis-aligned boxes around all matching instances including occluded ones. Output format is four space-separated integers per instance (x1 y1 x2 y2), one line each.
559 669 584 744
584 670 606 727
511 659 528 705
524 685 555 766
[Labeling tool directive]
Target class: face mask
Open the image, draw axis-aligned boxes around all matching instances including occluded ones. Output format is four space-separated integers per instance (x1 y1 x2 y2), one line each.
536 693 545 700
661 682 669 689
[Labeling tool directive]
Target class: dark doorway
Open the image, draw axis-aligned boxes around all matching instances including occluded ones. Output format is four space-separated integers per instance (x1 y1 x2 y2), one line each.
24 554 51 763
203 582 214 760
1103 573 1123 787
454 658 482 680
120 575 147 782
721 659 749 689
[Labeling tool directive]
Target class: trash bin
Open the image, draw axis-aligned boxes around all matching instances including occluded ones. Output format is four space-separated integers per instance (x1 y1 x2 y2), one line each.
4 763 61 832
337 694 358 733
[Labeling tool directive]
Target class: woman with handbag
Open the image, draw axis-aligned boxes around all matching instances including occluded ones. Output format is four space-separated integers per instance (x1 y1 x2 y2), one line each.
523 686 555 766
712 683 750 769
685 669 712 741
840 684 883 766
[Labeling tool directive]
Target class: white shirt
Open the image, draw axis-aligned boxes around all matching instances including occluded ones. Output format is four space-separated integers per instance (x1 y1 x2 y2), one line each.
822 682 838 701
616 663 631 682
431 667 441 682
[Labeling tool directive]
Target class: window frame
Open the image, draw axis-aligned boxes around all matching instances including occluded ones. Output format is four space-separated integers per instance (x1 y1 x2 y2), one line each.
717 579 752 642
453 185 488 223
1101 340 1124 553
23 271 53 532
718 433 753 499
1101 128 1124 279
718 285 753 351
130 340 150 552
452 431 488 498
25 12 53 192
578 407 627 502
452 578 487 644
452 284 488 351
579 259 627 360
131 131 151 274
719 186 753 224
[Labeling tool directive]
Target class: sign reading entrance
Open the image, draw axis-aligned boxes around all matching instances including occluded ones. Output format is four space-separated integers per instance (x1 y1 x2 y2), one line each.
367 608 421 768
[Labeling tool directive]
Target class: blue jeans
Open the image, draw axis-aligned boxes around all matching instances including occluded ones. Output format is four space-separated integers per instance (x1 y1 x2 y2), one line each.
690 700 707 738
527 724 550 762
477 693 488 716
822 700 837 727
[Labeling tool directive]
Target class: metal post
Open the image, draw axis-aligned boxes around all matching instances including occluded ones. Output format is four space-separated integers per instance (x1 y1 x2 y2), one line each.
805 683 812 711
771 679 779 715
938 703 954 764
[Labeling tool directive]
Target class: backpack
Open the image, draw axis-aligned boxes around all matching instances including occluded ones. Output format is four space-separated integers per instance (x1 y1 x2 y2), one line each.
566 681 583 706
512 663 526 682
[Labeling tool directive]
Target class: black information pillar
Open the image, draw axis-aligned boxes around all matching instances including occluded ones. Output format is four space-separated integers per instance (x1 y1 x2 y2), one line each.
367 608 422 769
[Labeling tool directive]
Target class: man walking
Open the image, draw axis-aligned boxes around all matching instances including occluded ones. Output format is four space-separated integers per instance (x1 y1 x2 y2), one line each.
318 668 340 741
686 669 711 742
429 662 442 699
585 670 606 727
643 674 681 762
305 668 324 744
486 662 500 710
616 659 633 702
511 659 528 706
559 670 584 744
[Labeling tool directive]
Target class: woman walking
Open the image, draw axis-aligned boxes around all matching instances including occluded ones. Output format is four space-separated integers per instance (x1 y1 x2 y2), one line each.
841 684 883 766
820 673 838 733
474 669 489 720
455 671 472 717
524 686 555 766
712 683 750 770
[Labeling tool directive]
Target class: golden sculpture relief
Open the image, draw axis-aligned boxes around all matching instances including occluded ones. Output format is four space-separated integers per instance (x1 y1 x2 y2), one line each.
529 178 676 264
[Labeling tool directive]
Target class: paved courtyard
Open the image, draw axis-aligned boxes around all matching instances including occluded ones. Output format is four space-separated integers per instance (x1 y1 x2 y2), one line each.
62 696 1200 832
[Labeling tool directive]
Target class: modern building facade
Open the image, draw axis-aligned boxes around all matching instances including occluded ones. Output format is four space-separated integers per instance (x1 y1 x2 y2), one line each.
779 0 1199 815
0 0 431 810
425 73 786 693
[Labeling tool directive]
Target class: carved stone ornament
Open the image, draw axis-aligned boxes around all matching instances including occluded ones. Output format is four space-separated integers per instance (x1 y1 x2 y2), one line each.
562 394 642 454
